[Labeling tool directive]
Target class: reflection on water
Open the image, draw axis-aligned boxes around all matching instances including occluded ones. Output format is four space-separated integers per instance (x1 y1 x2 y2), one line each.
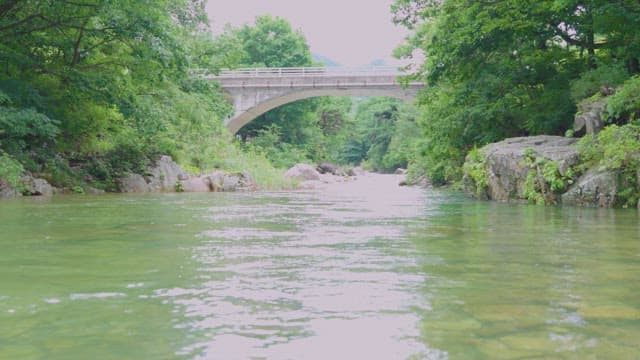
0 174 639 359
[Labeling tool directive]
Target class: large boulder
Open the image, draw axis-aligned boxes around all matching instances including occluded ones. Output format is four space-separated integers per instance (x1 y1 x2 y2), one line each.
574 96 607 135
117 155 256 193
180 171 256 193
118 173 153 193
470 136 580 202
316 162 346 176
561 169 617 207
284 164 321 181
205 171 256 192
118 155 189 193
145 155 190 192
21 175 55 196
180 177 211 193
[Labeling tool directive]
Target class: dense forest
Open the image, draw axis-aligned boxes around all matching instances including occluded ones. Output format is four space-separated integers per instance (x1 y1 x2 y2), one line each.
0 1 416 193
1 0 639 194
392 0 640 185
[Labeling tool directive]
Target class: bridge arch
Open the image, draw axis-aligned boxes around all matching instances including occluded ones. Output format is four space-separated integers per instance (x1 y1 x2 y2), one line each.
208 67 423 134
226 88 416 135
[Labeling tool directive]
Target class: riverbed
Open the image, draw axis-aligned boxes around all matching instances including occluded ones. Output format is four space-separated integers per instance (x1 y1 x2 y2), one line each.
0 174 638 359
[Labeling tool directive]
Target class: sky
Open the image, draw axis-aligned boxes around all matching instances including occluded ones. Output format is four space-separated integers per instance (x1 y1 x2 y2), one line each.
205 0 409 67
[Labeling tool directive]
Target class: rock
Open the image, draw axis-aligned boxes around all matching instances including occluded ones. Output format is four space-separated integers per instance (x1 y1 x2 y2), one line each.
181 177 211 192
117 155 255 193
0 179 20 198
203 171 256 192
118 173 152 193
21 176 55 196
284 164 321 181
317 162 337 174
317 162 346 176
574 96 607 135
394 168 407 175
561 169 617 207
146 155 190 192
86 187 105 195
472 136 580 202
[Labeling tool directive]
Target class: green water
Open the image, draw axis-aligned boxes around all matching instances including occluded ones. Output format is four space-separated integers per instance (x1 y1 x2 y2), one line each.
0 175 638 359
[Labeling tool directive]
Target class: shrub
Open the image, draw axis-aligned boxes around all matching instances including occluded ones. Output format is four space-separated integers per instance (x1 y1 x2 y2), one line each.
576 124 640 207
0 152 24 190
604 76 640 123
462 147 489 198
569 63 629 102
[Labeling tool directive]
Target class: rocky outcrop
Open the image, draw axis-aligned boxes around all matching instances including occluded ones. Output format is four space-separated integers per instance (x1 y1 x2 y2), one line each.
286 163 356 189
468 136 580 202
118 155 190 193
561 169 617 207
284 163 321 181
0 175 58 198
0 179 20 198
316 162 346 176
118 173 153 193
21 175 56 196
180 171 255 192
574 96 607 135
463 135 639 208
118 156 255 193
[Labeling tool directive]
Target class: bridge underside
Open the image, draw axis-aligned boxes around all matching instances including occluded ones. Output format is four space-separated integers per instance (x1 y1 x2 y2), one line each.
223 86 420 135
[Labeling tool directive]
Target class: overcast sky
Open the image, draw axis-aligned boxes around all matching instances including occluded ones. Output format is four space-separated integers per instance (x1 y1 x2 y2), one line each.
205 0 408 66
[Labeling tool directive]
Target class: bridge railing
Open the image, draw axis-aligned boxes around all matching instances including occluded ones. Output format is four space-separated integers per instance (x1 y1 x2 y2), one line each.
207 66 402 78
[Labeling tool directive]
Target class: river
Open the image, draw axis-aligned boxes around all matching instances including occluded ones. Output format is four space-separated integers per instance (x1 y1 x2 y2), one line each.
0 174 639 359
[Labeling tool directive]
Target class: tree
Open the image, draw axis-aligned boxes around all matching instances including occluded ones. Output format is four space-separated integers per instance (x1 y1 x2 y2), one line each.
391 0 640 184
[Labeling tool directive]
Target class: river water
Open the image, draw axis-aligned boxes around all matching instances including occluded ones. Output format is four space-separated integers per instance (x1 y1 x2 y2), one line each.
0 174 638 359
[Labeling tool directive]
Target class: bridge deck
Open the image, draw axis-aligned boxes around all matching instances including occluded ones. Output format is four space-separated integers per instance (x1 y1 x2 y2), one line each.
208 66 404 78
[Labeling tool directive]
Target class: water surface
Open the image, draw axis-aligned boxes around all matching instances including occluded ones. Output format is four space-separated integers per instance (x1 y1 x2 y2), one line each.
0 175 638 359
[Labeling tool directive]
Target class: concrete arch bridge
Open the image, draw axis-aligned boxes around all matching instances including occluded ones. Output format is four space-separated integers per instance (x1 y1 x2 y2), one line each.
207 66 423 134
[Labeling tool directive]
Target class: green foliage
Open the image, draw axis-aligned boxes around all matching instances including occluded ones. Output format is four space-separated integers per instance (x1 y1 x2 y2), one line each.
604 76 640 123
174 181 184 193
337 98 418 173
0 99 59 155
237 15 313 68
570 63 629 102
392 0 640 185
522 148 576 205
577 124 640 170
576 124 640 207
462 148 489 198
0 152 24 190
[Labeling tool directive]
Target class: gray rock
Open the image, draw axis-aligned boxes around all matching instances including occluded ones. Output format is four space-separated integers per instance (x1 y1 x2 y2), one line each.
394 168 407 175
0 179 20 198
561 169 618 207
202 171 256 192
181 177 211 192
118 173 152 193
284 164 321 181
574 96 607 135
21 176 55 196
471 136 580 202
146 155 190 192
117 155 255 193
86 187 106 195
317 162 346 176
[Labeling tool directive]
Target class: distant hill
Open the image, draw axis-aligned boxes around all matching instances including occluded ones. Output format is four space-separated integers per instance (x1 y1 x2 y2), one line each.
369 59 387 66
312 53 340 67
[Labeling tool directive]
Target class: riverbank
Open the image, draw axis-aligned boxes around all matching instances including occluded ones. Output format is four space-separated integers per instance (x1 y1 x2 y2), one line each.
462 130 640 209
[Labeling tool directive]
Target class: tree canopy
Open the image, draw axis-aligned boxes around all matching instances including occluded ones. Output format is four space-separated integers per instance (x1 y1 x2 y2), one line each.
392 0 640 184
